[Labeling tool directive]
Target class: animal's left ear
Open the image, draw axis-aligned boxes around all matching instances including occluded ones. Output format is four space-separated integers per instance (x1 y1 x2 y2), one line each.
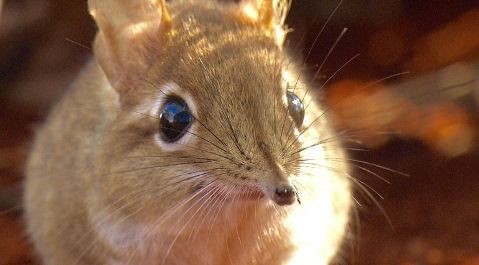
238 0 291 46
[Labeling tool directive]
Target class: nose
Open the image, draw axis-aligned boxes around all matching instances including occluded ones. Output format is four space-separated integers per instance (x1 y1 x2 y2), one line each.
273 184 297 206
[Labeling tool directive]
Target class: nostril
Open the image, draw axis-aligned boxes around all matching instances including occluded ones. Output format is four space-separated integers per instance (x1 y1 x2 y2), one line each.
273 185 296 206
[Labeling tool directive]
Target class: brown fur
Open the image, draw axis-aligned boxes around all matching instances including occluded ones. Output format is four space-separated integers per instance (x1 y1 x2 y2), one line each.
25 0 351 264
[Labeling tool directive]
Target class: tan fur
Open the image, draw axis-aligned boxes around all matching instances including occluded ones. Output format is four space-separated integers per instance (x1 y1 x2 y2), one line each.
24 0 351 264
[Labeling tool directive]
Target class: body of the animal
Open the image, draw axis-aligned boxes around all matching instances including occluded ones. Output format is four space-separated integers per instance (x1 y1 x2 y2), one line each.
24 0 352 264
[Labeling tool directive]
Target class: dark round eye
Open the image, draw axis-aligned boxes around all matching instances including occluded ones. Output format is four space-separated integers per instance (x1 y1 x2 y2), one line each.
159 96 193 142
286 91 305 127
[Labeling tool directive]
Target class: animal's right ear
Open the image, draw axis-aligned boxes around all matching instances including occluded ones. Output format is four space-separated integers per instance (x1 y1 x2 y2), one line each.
237 0 291 46
88 0 171 94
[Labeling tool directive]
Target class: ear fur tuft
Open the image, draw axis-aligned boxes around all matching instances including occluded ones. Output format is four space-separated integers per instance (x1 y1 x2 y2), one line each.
88 0 171 93
239 0 291 46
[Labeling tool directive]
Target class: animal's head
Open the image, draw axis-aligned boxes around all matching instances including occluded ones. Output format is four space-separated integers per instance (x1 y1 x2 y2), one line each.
88 0 345 223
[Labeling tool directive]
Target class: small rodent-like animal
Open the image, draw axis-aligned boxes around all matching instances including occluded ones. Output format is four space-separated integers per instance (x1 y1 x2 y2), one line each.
25 0 351 264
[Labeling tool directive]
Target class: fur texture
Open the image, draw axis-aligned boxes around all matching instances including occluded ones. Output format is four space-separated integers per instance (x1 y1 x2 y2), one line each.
25 0 351 264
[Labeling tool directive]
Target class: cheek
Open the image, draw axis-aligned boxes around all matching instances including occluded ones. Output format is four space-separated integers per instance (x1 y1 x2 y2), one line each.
93 212 152 251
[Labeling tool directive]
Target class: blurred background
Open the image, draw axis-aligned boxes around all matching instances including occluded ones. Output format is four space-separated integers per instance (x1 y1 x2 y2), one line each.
1 0 479 264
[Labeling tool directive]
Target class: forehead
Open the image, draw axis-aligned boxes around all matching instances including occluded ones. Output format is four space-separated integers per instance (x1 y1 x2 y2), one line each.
136 1 298 139
177 47 284 122
156 4 286 106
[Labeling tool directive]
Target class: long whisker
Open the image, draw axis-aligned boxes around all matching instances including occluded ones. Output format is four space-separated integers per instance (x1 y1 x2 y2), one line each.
149 180 218 238
71 193 151 265
318 53 361 87
289 73 411 151
313 27 349 81
68 168 221 261
132 110 231 156
281 50 357 153
0 206 22 217
208 185 231 238
139 77 232 155
193 114 230 150
183 192 218 263
285 130 351 156
224 111 246 156
294 158 392 184
303 0 344 64
326 158 409 177
302 53 360 113
295 164 384 200
298 167 393 228
189 186 223 241
284 128 396 158
106 161 215 176
272 49 279 147
160 180 220 265
126 154 216 161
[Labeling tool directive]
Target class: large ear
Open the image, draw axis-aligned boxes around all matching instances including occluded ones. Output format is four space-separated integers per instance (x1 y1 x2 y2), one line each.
88 0 171 92
238 0 291 46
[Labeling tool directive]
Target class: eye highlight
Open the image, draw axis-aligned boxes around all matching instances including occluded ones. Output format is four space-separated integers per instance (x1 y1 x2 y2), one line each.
159 95 193 142
286 91 305 127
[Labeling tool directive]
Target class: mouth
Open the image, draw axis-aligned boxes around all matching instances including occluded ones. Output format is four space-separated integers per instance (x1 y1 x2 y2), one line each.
196 181 266 202
228 184 299 206
196 180 298 206
231 186 266 201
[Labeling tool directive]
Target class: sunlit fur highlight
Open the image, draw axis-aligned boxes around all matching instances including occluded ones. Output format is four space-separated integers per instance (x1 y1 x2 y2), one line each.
24 1 351 265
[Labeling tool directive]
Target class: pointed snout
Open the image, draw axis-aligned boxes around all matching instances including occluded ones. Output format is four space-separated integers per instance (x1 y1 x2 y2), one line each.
257 141 298 206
